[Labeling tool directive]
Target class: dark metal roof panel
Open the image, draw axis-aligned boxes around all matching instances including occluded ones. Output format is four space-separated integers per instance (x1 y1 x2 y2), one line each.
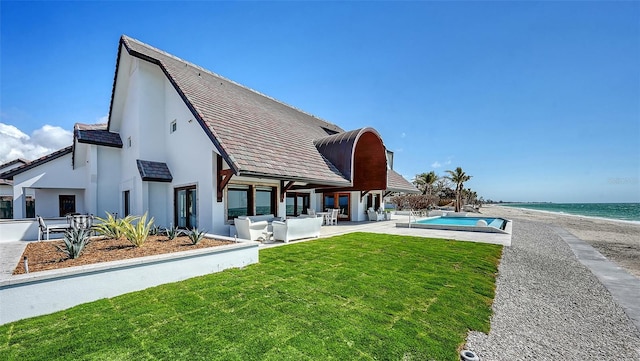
136 159 173 182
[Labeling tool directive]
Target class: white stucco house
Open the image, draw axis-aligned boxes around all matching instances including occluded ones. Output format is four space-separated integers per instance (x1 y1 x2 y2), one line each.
0 35 418 239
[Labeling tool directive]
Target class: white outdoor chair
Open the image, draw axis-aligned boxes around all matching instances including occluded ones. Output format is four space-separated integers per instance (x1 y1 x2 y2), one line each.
326 208 339 225
307 208 316 217
37 215 72 241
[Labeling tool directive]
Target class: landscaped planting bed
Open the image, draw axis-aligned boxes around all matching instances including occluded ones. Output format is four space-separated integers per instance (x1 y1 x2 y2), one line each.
0 232 502 360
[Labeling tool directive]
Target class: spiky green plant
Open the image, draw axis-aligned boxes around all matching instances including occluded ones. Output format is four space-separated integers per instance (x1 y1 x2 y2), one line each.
149 225 162 236
55 228 91 259
121 212 154 247
94 212 136 240
186 228 206 245
165 225 183 241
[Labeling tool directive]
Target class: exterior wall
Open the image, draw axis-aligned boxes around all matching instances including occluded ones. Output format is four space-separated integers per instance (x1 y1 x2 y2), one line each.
35 188 85 217
110 51 220 232
96 146 121 217
12 153 86 218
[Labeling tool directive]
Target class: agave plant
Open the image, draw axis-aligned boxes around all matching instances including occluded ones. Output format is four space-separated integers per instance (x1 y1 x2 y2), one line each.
165 225 183 241
121 212 154 247
56 228 91 259
94 212 136 240
186 228 206 245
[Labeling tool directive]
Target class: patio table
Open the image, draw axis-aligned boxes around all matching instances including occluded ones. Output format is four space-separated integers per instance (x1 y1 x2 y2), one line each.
317 212 329 225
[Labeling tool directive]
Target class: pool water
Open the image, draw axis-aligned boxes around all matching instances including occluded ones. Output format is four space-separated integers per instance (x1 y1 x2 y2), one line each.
417 217 506 229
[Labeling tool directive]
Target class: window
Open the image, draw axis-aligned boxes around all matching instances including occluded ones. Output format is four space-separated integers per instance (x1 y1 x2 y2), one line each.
366 194 380 211
226 184 277 221
175 186 197 229
286 193 310 217
123 190 130 217
255 187 275 215
26 196 35 218
228 186 250 220
0 196 12 219
323 192 350 220
170 120 177 133
59 195 76 217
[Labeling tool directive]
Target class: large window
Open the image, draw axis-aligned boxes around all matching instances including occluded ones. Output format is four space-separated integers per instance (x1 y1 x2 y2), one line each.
228 186 250 220
0 196 12 219
286 193 310 217
255 187 275 215
227 184 277 221
175 186 197 229
323 193 351 221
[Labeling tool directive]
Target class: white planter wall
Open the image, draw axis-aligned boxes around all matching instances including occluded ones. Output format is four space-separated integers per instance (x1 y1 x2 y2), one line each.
0 236 259 325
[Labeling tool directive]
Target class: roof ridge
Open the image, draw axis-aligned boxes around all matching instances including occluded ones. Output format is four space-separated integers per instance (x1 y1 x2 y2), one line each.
121 35 342 131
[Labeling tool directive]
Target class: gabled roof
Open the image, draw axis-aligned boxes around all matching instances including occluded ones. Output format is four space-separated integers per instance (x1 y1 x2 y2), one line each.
113 35 350 186
0 147 73 180
75 123 123 148
0 158 29 172
387 169 420 193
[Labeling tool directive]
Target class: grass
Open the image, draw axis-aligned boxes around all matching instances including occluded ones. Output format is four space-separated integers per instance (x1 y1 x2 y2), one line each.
0 232 502 360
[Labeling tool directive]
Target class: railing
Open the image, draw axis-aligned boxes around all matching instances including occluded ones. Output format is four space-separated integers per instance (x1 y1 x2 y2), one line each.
408 210 418 228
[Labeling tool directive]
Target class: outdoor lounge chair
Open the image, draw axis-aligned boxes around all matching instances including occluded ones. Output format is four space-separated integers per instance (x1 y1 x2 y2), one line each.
234 217 269 241
367 208 385 221
37 215 72 241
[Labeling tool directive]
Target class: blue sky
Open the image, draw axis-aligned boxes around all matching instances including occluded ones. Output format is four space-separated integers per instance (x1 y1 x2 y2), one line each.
1 1 638 203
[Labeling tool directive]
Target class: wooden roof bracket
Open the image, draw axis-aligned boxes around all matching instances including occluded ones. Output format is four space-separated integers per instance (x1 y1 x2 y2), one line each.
383 191 392 198
280 180 295 202
217 155 234 202
360 190 370 200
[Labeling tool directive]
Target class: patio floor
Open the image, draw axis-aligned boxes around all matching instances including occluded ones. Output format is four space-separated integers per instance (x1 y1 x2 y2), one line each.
0 214 510 279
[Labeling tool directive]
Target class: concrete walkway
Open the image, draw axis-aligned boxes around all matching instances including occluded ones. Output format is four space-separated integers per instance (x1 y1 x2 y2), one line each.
552 226 640 333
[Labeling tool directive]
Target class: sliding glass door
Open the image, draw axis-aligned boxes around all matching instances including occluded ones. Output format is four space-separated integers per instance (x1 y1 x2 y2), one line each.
175 186 197 229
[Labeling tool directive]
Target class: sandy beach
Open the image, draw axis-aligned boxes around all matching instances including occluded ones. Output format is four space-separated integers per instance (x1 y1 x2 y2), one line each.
480 204 640 278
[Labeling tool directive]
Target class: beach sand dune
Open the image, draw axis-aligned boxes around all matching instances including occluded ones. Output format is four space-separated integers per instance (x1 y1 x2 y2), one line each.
481 205 640 278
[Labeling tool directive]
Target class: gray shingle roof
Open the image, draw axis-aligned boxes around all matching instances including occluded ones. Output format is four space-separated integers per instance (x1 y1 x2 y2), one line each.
117 35 350 186
0 147 73 180
387 169 420 193
136 160 173 182
75 123 123 148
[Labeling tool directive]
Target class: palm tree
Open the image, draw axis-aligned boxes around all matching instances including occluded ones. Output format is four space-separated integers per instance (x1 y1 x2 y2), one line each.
413 171 438 196
445 167 472 212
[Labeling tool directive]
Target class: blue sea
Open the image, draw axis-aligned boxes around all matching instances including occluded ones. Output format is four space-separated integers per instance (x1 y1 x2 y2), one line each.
502 203 640 222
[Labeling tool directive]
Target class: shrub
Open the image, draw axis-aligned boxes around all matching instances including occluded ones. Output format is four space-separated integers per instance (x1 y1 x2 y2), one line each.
149 225 163 236
56 228 91 259
94 213 136 240
121 212 154 247
186 228 206 245
165 225 183 241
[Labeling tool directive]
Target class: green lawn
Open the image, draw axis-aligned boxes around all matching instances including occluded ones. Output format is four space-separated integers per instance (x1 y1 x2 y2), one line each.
0 232 502 361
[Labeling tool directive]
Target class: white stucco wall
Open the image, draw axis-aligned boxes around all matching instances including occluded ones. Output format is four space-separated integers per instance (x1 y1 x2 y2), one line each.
12 153 87 218
96 146 121 217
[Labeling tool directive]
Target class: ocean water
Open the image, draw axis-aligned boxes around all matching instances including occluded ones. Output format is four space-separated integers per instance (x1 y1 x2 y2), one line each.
502 203 640 222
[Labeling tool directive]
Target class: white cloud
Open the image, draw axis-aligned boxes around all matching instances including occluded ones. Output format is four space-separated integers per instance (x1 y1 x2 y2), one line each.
400 132 406 138
97 115 108 124
431 161 441 168
395 148 404 153
0 123 72 164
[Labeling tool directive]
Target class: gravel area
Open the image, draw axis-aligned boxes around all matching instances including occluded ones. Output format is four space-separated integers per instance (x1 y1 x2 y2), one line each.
465 219 640 360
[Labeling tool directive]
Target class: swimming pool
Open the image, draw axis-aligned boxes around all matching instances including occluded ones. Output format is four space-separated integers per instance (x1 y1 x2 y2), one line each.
398 216 510 234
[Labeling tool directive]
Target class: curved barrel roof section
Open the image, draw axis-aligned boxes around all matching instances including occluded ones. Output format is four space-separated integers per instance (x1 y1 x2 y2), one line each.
116 36 349 186
314 127 387 189
313 128 367 181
